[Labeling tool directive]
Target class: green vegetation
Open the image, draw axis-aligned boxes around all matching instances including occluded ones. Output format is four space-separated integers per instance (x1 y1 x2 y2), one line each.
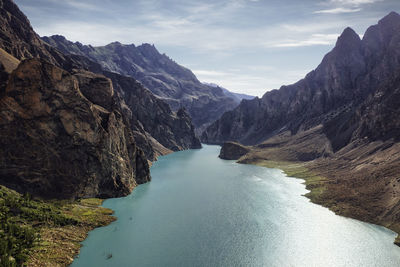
0 186 77 266
0 186 115 266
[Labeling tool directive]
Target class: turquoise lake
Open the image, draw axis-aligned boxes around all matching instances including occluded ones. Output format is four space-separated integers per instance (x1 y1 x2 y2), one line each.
71 145 400 267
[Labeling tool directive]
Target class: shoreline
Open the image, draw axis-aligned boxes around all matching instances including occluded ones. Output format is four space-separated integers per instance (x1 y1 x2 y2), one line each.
0 184 117 266
238 158 400 247
21 150 399 265
27 198 117 266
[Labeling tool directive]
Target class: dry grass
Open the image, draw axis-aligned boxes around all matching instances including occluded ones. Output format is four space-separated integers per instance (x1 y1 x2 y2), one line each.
25 198 115 267
234 128 400 246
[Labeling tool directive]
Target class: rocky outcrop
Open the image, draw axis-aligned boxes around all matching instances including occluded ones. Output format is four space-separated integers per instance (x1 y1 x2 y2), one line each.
0 58 150 199
0 0 56 62
105 71 201 154
41 35 238 130
219 142 250 160
0 0 201 161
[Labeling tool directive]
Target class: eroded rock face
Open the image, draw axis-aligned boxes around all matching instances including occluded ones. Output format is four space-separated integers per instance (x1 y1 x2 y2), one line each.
0 0 201 159
105 72 201 153
0 58 150 199
219 142 250 160
0 0 67 65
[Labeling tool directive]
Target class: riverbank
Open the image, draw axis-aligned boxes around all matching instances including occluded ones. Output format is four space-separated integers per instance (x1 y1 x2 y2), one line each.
0 185 116 266
238 157 400 247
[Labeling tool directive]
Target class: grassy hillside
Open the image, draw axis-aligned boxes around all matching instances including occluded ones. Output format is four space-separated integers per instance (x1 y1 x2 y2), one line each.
0 186 115 266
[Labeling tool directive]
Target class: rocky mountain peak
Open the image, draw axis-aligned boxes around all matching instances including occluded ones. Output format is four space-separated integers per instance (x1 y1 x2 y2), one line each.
106 41 122 47
362 11 400 55
51 34 68 42
378 11 400 28
334 27 362 52
137 43 160 57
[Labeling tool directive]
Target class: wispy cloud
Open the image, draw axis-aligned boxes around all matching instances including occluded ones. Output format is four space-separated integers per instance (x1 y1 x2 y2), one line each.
192 70 232 77
314 0 383 14
329 0 382 6
270 34 339 48
314 7 362 14
192 67 310 96
46 0 101 11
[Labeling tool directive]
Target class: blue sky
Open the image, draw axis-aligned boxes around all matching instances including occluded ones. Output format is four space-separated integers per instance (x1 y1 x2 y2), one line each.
15 0 400 96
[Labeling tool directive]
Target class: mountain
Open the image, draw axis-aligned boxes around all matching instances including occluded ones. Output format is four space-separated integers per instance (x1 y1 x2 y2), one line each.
202 13 400 146
0 0 200 198
203 82 255 103
202 12 400 241
41 35 238 132
1 57 152 198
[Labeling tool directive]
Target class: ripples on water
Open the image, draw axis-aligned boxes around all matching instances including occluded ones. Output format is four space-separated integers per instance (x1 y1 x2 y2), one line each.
72 145 400 267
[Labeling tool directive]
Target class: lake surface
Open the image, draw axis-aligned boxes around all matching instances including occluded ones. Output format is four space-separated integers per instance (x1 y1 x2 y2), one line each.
72 145 400 267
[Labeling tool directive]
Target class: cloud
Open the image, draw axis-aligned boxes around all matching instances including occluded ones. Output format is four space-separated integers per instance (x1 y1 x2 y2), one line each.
192 67 310 96
314 0 383 14
314 7 362 14
267 34 339 48
192 70 232 77
329 0 382 6
45 0 101 11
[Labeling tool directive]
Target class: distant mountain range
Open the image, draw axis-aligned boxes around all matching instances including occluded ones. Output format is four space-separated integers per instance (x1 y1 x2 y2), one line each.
202 82 255 102
41 35 241 132
202 12 400 242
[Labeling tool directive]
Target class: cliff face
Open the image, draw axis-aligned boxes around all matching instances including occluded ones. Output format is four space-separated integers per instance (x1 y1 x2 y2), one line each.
41 35 238 130
105 71 201 157
1 0 200 157
0 0 56 62
202 12 400 147
0 0 201 198
0 58 150 199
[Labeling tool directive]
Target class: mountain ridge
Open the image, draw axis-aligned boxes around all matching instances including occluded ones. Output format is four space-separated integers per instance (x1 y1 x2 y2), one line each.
0 0 200 198
41 34 239 132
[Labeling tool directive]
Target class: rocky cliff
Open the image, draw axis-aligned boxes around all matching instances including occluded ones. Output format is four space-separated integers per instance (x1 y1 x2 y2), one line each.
41 35 238 131
1 0 200 156
0 58 150 198
105 71 201 158
219 142 250 160
0 0 201 198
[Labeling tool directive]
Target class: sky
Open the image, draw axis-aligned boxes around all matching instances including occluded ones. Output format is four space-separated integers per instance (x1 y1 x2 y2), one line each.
15 0 400 96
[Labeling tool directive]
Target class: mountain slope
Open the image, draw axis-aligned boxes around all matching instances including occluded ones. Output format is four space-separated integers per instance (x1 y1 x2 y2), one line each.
41 35 238 131
0 0 200 198
203 12 400 244
0 57 151 198
202 13 400 146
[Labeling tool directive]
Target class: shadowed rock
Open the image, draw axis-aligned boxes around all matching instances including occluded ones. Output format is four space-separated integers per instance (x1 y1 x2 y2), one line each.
219 142 250 160
0 58 150 199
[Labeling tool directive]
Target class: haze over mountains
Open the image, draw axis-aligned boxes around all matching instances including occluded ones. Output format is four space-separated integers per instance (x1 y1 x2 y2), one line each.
41 35 241 132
